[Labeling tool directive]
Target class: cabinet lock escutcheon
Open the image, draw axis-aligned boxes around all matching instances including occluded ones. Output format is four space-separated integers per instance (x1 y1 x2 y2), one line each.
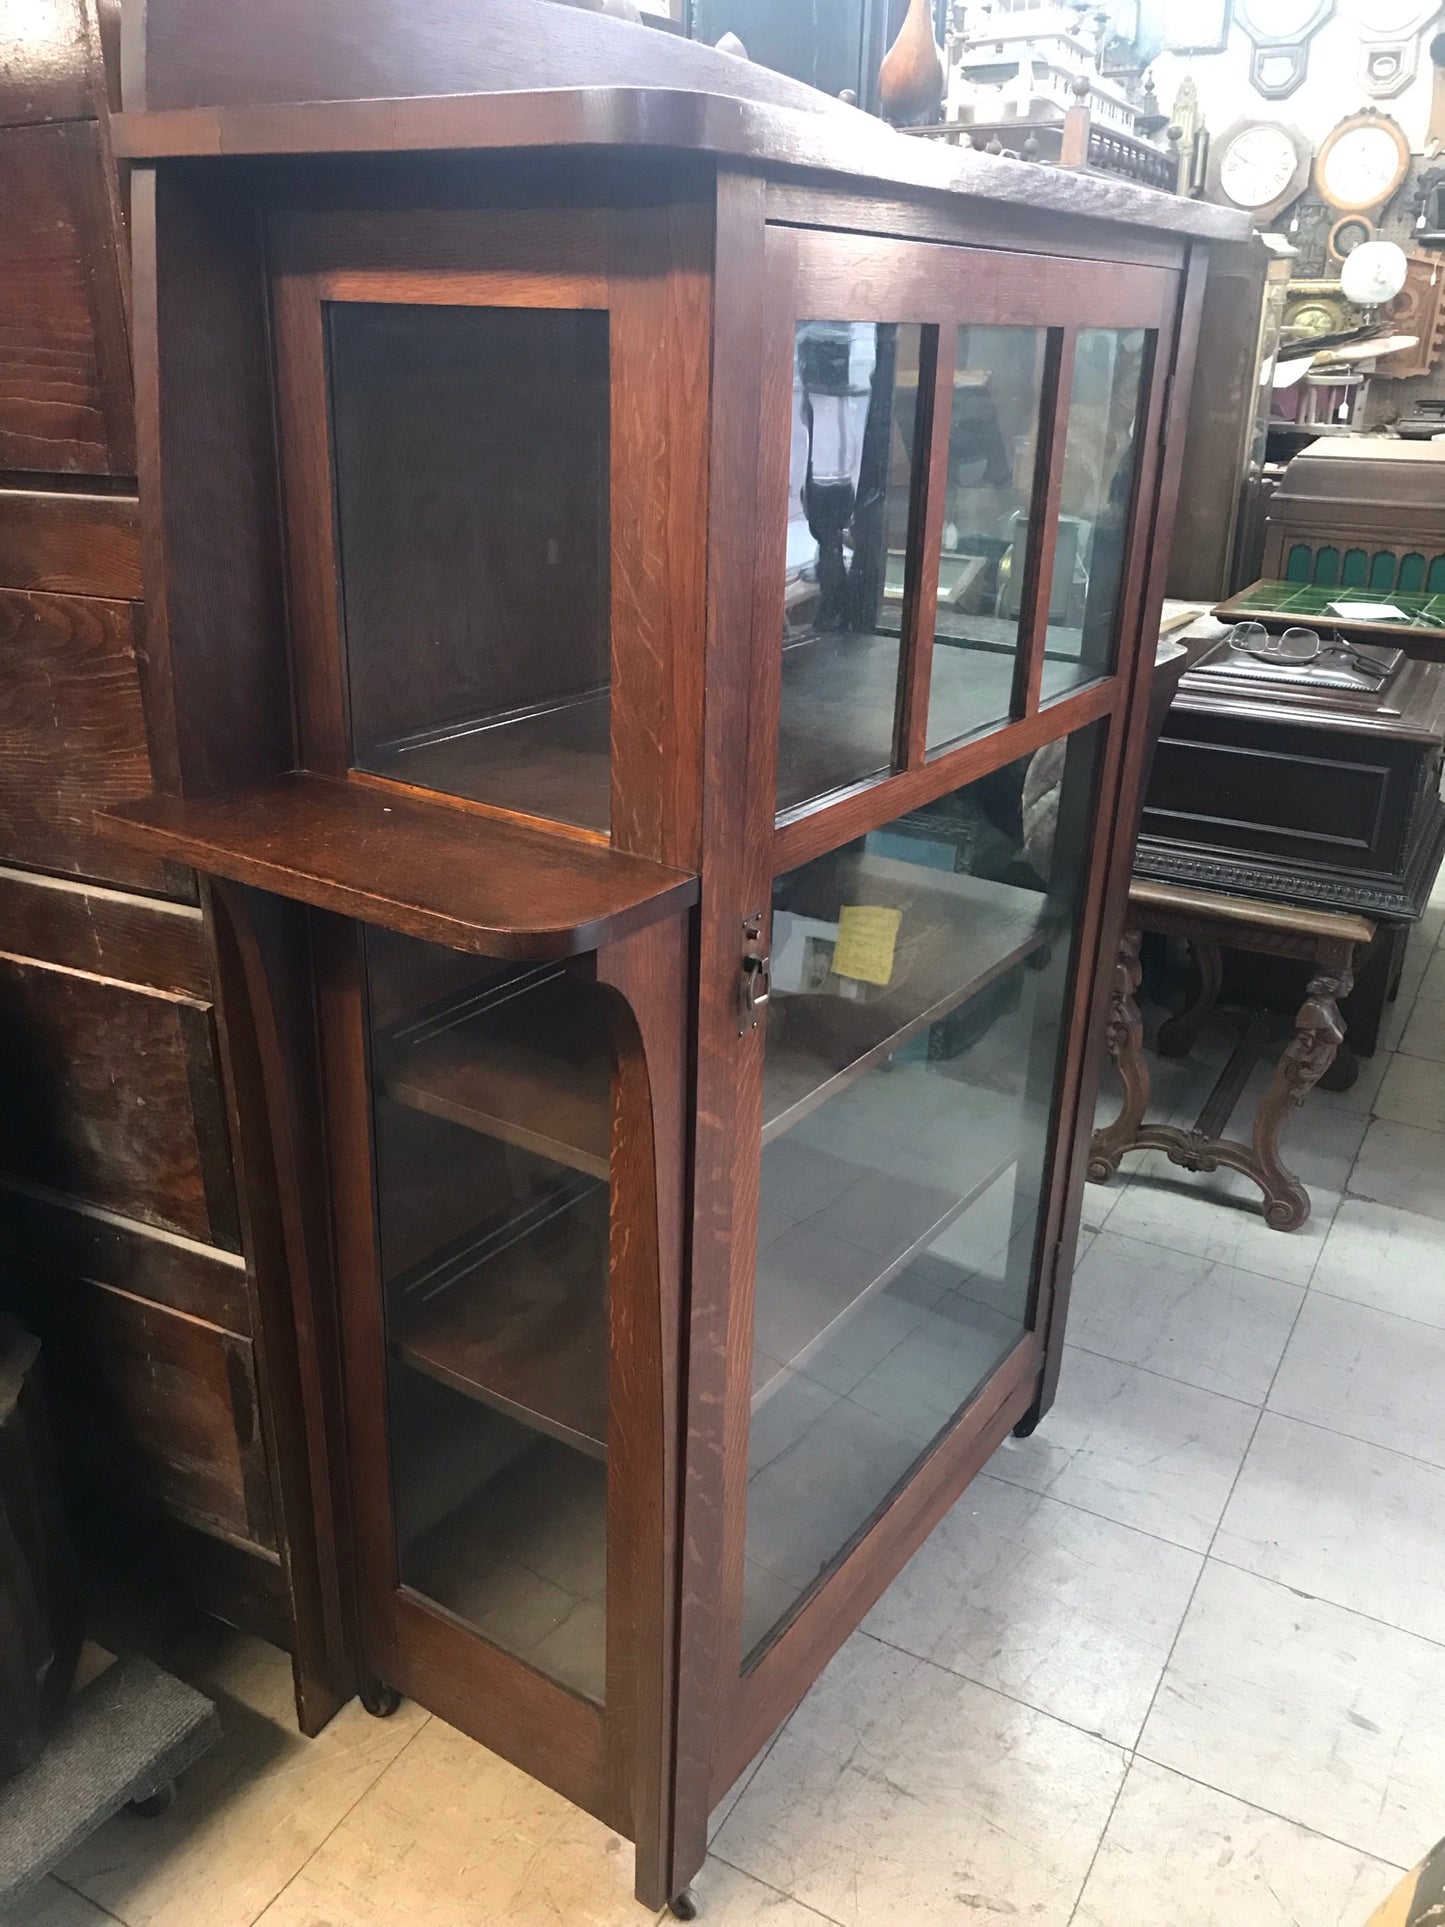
740 911 771 1033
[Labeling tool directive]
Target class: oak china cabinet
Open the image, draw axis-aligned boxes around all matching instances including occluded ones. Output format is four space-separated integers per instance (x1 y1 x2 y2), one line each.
100 0 1243 1910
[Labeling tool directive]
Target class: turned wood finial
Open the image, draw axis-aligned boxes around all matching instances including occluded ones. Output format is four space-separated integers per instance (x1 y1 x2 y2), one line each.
879 0 946 126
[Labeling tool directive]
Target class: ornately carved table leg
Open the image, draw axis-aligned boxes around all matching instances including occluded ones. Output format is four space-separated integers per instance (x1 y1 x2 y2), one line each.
1249 939 1354 1232
1088 922 1146 1183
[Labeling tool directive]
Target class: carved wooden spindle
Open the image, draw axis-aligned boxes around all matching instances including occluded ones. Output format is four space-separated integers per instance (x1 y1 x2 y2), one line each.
879 0 946 126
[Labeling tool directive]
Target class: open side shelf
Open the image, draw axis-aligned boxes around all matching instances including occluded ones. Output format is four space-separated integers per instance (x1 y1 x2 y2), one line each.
98 772 697 959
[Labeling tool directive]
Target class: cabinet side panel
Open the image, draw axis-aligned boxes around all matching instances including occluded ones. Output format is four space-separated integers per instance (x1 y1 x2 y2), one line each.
131 164 292 796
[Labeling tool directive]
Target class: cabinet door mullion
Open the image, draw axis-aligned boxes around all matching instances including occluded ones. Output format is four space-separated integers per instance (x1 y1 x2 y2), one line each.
1011 326 1078 721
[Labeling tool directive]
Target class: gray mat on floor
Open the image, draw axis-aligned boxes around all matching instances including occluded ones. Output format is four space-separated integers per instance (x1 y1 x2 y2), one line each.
0 1652 221 1909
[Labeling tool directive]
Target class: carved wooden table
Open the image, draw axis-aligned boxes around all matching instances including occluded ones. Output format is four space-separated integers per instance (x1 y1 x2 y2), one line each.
1090 880 1374 1230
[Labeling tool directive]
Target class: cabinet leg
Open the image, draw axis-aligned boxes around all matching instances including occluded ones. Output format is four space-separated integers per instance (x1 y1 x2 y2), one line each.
358 1675 402 1719
1089 924 1148 1182
669 1889 700 1919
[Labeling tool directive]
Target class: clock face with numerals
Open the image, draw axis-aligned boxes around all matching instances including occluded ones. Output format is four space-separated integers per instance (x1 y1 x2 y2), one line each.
1207 120 1312 224
1220 125 1303 207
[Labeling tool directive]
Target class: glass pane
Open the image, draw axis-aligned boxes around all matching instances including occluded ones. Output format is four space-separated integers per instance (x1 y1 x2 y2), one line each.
778 321 922 818
744 721 1106 1662
330 304 611 833
1043 327 1149 703
926 326 1050 752
364 928 612 1702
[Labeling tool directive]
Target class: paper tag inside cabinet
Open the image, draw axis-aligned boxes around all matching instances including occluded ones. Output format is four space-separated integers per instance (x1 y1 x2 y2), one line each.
833 905 901 986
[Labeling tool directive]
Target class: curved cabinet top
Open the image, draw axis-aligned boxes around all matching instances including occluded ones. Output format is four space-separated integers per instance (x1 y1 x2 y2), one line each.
115 0 1248 242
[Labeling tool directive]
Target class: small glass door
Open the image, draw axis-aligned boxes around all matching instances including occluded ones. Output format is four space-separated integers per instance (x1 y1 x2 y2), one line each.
734 226 1177 1669
363 928 614 1700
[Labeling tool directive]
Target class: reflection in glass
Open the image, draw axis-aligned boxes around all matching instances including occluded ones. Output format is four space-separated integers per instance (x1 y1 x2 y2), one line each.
743 722 1105 1661
1045 327 1148 701
330 304 611 832
364 928 612 1702
926 326 1050 752
778 321 922 817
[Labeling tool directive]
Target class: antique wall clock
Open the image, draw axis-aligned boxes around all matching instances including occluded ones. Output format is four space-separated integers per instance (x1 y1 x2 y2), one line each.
1233 0 1333 97
1206 119 1313 225
1315 111 1411 214
1336 0 1441 97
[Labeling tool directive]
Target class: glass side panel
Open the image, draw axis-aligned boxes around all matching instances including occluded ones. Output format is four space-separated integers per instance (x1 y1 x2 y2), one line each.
778 321 923 818
926 326 1050 753
329 304 611 833
363 927 613 1702
1042 327 1149 703
743 721 1106 1663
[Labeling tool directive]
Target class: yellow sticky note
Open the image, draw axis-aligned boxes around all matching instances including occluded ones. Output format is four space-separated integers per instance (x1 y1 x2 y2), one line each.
833 905 902 986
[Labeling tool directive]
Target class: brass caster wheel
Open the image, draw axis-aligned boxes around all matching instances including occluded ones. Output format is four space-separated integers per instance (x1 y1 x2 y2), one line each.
669 1889 700 1919
359 1677 402 1719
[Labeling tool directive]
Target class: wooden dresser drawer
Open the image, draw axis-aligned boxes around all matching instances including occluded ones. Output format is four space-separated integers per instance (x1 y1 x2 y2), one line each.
0 872 239 1247
19 1271 275 1549
0 119 131 475
0 587 170 891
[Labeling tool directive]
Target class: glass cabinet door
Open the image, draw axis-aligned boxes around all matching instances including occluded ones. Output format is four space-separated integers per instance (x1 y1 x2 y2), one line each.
744 723 1104 1656
363 928 614 1702
735 229 1177 1668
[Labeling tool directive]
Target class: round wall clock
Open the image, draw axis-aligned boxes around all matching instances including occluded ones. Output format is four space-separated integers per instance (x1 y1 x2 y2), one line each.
1206 120 1313 225
1328 214 1374 260
1315 112 1411 213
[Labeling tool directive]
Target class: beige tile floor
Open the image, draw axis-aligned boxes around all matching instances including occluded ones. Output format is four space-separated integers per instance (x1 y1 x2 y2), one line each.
11 882 1445 1927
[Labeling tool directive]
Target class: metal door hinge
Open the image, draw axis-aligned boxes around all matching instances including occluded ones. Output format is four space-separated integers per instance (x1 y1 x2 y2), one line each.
739 911 771 1034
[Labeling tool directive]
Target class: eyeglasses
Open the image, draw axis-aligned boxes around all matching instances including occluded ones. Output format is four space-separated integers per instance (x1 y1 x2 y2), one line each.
1226 621 1390 684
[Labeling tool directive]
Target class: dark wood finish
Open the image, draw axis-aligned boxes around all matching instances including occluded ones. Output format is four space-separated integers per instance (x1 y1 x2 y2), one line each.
115 0 1243 246
116 12 1225 1905
0 0 340 1705
0 951 238 1247
0 589 164 891
0 865 207 996
0 491 141 597
0 0 102 126
13 1271 274 1547
1091 882 1374 1229
0 120 132 475
1257 440 1445 616
101 774 700 958
0 1180 250 1333
206 882 358 1733
129 164 291 797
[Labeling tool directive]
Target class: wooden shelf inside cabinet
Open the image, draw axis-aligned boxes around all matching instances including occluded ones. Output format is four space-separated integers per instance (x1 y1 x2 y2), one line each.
391 1178 609 1461
752 1143 1020 1408
379 968 610 1178
763 862 1051 1142
98 773 698 960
